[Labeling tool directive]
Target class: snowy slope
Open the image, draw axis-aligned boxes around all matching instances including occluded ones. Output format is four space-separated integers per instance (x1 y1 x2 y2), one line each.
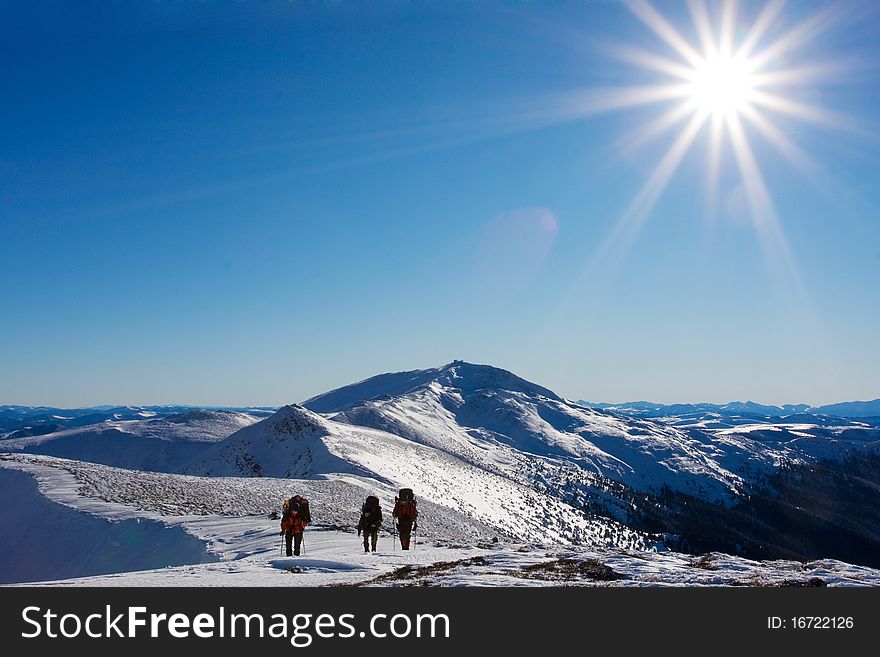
0 467 217 584
332 380 743 498
306 363 747 501
3 410 259 473
183 405 644 546
305 362 878 505
3 455 879 587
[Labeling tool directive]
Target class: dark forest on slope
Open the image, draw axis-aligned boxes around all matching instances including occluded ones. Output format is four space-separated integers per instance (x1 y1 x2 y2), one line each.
622 452 880 568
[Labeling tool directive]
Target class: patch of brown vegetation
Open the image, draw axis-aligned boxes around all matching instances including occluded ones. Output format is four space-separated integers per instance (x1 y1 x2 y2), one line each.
768 577 827 587
332 556 490 587
732 575 826 587
512 558 623 582
691 554 718 570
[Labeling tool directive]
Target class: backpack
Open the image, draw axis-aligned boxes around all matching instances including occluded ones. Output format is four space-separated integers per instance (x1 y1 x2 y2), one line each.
395 488 418 521
284 495 311 524
361 495 382 528
295 496 311 524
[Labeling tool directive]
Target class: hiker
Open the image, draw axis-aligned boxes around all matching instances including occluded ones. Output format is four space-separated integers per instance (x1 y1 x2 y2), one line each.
280 494 311 557
392 488 418 550
357 495 382 553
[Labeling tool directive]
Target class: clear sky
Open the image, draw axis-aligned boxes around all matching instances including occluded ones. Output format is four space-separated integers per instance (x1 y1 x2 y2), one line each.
2 1 879 407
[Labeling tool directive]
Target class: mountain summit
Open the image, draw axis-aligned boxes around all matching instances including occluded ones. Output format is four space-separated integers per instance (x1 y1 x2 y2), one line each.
305 361 745 500
304 361 560 412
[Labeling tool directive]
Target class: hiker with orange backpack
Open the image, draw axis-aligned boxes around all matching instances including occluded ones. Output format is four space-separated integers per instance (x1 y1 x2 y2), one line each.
357 495 382 553
392 488 418 550
280 494 311 557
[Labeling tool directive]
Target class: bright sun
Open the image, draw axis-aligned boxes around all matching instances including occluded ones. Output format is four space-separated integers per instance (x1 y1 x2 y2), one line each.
583 0 848 297
687 53 755 116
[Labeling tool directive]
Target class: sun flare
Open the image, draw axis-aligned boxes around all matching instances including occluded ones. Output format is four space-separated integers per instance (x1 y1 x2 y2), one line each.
687 53 755 116
581 0 852 299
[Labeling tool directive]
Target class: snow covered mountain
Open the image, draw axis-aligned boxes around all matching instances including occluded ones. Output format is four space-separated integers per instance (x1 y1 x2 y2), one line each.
183 404 643 546
305 361 742 498
304 361 877 501
3 410 260 473
295 361 879 564
179 361 879 557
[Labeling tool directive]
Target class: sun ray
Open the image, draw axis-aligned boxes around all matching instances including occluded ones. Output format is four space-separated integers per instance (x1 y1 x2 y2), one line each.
622 110 709 231
749 61 854 88
726 112 784 228
735 0 786 60
555 109 711 316
473 84 698 131
706 111 724 218
570 83 694 114
618 100 697 154
687 0 716 59
718 0 738 59
595 110 709 263
747 3 840 70
725 112 803 295
603 43 696 80
738 103 823 181
738 103 863 211
746 89 849 130
624 0 704 68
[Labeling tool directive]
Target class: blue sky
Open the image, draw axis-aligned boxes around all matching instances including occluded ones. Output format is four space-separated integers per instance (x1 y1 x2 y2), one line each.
2 1 879 407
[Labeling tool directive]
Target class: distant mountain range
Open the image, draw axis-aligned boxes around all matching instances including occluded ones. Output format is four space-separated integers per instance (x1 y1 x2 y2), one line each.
582 399 880 420
0 404 276 438
1 409 264 473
